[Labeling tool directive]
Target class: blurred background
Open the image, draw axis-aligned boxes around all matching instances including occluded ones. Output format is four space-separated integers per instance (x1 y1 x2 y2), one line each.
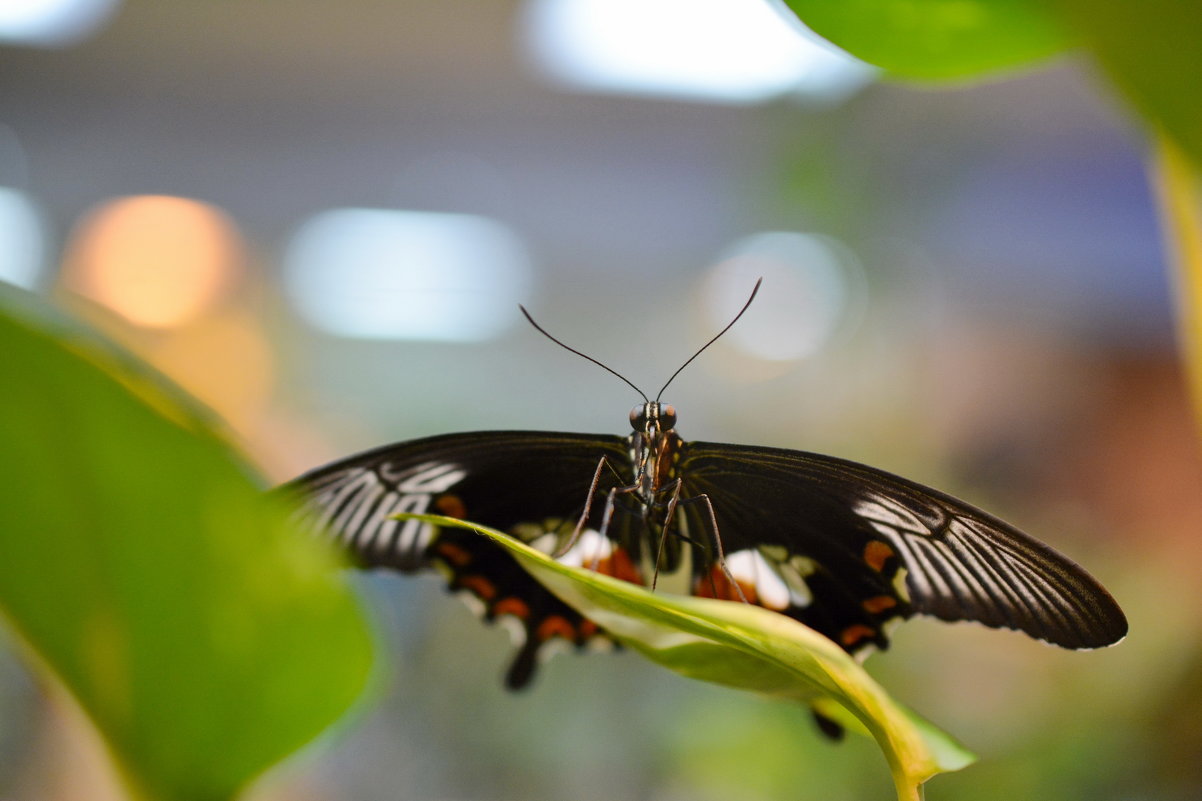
2 0 1200 799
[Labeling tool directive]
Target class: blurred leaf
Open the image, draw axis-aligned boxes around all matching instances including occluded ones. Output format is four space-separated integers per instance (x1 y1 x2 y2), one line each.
0 285 377 801
779 0 1069 80
1054 0 1202 170
1152 139 1202 437
408 515 975 801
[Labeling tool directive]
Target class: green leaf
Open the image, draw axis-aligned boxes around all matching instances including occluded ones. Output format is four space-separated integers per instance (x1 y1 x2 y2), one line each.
407 515 975 801
1053 0 1202 170
0 285 377 801
780 0 1070 80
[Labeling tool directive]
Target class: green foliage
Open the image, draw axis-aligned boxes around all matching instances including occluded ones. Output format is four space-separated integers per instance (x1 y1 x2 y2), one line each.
781 0 1202 171
780 0 1069 80
1053 1 1202 171
0 286 376 801
408 515 975 801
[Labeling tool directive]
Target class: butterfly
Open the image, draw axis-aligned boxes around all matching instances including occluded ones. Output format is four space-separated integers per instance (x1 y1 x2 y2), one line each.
281 280 1127 696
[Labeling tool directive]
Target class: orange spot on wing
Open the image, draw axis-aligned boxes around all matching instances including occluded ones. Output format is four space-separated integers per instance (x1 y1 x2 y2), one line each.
578 619 599 638
435 541 472 567
594 547 645 586
693 566 759 604
536 615 577 642
861 595 897 614
492 597 530 619
458 574 497 600
434 494 467 519
840 624 877 648
863 541 895 572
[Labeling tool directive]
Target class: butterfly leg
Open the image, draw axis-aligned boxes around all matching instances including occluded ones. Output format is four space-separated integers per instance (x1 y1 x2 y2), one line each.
669 490 748 604
649 478 686 590
556 455 634 564
591 481 643 572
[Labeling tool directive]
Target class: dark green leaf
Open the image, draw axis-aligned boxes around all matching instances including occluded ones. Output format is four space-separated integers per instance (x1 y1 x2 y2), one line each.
1054 0 1202 169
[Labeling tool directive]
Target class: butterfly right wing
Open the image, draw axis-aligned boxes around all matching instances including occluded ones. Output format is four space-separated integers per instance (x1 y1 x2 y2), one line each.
279 430 632 688
679 441 1127 654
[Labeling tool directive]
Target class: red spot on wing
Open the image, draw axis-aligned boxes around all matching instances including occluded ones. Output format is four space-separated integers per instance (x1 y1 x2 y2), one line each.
458 574 497 600
862 595 897 614
434 494 467 519
435 541 473 567
593 547 645 585
839 624 877 648
492 597 531 619
536 615 577 642
863 541 896 572
693 566 759 604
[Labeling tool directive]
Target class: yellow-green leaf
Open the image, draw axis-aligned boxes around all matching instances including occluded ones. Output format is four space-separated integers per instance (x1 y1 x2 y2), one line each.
406 514 974 801
0 285 377 801
1152 139 1202 438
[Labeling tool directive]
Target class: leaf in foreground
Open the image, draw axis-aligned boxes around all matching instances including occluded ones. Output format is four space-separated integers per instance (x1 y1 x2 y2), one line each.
1053 0 1202 183
407 514 974 801
780 0 1069 81
0 286 376 801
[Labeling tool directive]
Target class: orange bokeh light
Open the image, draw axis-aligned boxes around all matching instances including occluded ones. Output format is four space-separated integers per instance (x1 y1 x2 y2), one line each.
62 195 241 328
148 310 275 431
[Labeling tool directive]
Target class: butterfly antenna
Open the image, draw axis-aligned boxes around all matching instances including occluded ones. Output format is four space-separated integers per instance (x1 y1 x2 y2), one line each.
520 305 650 403
655 277 762 402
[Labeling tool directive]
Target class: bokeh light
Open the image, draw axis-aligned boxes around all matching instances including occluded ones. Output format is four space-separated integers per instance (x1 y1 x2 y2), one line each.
147 311 275 432
522 0 875 104
0 0 121 48
284 208 533 342
61 195 242 329
0 187 44 289
702 232 861 361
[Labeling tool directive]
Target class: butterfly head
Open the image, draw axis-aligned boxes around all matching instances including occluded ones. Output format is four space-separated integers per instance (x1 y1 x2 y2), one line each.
630 402 677 435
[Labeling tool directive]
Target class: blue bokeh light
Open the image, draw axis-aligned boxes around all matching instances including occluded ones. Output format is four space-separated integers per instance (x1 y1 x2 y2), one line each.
284 208 534 342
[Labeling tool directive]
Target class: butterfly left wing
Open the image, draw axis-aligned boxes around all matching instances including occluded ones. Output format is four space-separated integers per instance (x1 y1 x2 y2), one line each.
677 441 1127 656
279 430 632 688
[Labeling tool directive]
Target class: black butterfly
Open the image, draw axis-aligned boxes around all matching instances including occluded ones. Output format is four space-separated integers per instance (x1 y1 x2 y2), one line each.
281 282 1127 695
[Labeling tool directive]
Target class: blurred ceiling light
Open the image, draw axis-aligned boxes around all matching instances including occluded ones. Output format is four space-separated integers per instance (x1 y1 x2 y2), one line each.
284 208 533 341
703 232 861 361
0 187 44 289
0 0 121 48
62 195 241 328
521 0 875 104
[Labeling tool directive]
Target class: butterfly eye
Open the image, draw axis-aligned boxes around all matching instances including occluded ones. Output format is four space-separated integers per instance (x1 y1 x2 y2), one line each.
659 404 677 429
629 405 648 430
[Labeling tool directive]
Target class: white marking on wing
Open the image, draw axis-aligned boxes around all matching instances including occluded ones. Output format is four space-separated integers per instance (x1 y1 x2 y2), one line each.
724 549 791 611
554 530 613 568
366 493 402 554
388 461 468 492
855 495 927 535
339 479 385 548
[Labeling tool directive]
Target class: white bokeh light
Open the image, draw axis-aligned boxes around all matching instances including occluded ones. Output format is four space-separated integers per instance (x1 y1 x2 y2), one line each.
0 187 44 289
0 0 121 47
522 0 875 104
703 232 861 361
284 208 534 342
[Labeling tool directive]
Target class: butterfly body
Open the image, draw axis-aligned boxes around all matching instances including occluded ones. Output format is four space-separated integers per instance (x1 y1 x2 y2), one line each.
284 401 1127 690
